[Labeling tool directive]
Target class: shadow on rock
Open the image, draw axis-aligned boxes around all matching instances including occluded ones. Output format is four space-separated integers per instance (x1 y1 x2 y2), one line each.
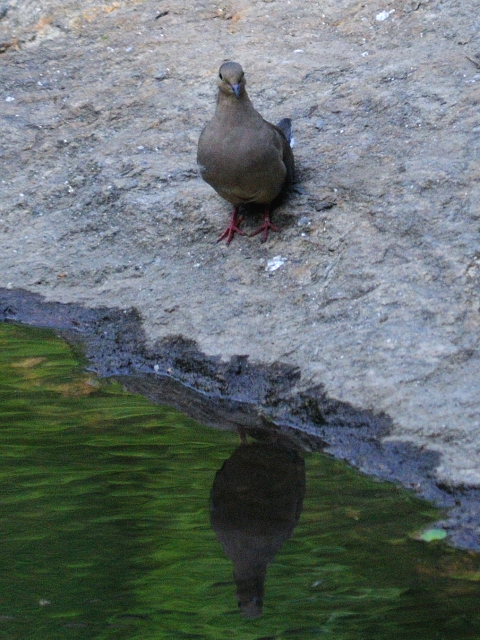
209 439 306 618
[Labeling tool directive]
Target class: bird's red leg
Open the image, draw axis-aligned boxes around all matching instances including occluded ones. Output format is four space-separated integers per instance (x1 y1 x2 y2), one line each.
250 206 280 243
216 206 246 246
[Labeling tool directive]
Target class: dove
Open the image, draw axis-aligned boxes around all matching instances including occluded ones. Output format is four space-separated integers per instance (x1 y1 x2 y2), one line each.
197 61 294 245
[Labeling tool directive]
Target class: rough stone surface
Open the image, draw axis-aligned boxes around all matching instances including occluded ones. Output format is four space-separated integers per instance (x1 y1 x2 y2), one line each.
1 0 480 541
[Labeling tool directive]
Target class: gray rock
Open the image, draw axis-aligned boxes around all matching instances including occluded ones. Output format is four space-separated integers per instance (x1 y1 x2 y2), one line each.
1 0 480 544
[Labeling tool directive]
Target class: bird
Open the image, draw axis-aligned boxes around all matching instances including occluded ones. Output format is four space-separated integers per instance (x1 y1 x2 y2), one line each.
210 440 305 618
197 61 294 245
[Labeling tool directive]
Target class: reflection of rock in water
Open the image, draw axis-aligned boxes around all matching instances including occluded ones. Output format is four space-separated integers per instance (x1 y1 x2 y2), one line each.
210 441 306 618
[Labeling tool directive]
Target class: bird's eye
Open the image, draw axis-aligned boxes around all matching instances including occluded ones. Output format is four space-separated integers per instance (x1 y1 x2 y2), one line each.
219 72 223 80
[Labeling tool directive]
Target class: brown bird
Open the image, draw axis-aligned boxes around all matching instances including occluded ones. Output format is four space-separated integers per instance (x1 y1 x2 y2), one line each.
197 61 295 245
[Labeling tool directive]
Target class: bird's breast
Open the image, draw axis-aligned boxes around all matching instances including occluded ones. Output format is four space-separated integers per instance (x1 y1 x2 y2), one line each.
197 116 287 204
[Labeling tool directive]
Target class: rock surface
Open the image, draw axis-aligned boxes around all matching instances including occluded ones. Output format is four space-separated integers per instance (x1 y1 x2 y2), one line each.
1 0 480 542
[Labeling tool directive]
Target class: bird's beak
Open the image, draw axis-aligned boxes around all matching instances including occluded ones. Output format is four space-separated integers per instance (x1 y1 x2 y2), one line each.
231 83 241 98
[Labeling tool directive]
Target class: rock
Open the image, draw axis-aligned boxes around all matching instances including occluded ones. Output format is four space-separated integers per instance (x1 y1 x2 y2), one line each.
0 0 480 546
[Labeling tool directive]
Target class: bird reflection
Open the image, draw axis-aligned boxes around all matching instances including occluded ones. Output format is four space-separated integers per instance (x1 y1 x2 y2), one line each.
209 438 306 618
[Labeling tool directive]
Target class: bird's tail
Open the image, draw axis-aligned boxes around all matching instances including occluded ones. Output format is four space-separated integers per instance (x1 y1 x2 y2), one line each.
276 118 294 148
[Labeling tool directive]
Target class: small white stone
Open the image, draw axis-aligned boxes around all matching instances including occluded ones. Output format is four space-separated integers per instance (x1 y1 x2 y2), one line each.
266 256 286 272
376 9 395 21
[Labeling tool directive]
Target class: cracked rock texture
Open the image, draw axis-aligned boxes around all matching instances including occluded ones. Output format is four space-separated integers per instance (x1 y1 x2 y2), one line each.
1 1 480 492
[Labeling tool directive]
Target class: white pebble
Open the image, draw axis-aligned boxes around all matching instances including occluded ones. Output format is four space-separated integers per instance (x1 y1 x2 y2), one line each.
266 256 286 272
376 9 395 21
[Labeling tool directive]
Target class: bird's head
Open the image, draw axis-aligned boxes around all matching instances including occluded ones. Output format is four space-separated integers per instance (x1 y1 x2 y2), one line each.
238 595 263 619
217 61 246 99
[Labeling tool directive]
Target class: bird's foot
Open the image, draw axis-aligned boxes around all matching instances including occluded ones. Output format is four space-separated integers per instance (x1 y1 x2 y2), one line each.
216 208 245 246
250 212 280 243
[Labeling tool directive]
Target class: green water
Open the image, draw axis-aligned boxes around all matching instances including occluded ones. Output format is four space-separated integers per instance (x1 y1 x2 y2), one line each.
1 322 479 640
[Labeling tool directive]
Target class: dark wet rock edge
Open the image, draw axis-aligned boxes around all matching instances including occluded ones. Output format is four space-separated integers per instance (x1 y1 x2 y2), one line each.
1 287 479 549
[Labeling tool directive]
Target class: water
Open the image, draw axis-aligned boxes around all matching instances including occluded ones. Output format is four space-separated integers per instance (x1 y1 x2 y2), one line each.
1 322 479 639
